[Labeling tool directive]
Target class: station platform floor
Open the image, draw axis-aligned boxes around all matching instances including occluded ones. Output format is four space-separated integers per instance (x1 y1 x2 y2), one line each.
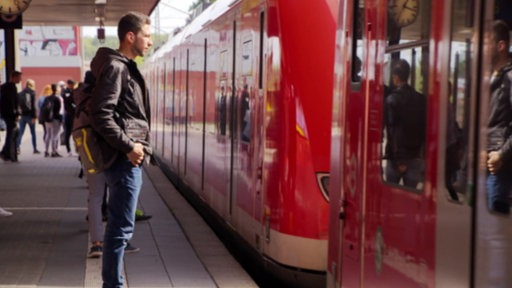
0 129 258 288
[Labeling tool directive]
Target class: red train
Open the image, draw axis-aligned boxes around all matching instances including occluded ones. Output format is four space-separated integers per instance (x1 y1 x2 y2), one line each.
144 0 512 287
142 0 337 287
328 0 512 287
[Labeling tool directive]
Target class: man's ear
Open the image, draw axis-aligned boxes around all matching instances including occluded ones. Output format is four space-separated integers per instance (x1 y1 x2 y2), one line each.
126 31 135 44
498 40 508 53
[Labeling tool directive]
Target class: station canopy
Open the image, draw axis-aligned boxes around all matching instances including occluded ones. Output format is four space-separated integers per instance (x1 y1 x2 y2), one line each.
22 0 159 26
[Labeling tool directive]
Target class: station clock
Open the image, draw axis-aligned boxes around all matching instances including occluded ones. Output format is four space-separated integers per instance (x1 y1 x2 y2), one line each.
0 0 31 15
389 0 419 28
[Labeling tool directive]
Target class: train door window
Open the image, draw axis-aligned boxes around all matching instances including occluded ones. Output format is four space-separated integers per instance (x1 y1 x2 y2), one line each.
217 50 229 136
351 0 364 85
240 38 253 143
381 0 431 191
445 0 473 203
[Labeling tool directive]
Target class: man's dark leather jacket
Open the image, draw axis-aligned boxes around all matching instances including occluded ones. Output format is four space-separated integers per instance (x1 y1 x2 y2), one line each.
384 84 426 161
488 62 512 164
89 47 152 164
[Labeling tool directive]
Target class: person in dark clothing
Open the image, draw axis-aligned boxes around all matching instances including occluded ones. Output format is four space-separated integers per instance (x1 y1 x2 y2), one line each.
384 59 426 189
240 84 250 142
62 79 75 156
17 79 40 154
42 84 63 158
218 86 227 135
486 20 512 215
0 70 22 161
88 12 153 288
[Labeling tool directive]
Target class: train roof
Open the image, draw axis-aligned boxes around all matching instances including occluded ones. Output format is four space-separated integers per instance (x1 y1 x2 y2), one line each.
148 0 233 62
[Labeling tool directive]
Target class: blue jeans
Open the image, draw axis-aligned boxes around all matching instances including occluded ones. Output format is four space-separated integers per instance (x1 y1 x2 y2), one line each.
17 115 37 151
101 157 142 288
486 169 511 214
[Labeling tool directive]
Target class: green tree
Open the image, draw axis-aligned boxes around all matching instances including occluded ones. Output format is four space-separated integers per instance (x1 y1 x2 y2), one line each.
82 33 168 64
83 35 118 62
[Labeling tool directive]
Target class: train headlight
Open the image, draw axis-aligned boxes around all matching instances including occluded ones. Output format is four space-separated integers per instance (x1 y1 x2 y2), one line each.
316 172 330 202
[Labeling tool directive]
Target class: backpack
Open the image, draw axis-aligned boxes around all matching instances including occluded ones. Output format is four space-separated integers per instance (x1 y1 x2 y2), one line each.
72 81 118 174
39 97 54 123
18 90 32 114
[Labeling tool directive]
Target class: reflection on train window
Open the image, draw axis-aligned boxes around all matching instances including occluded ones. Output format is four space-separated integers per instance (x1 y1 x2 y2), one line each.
446 0 472 203
381 0 430 191
216 82 228 136
242 40 253 75
239 82 251 142
351 0 364 84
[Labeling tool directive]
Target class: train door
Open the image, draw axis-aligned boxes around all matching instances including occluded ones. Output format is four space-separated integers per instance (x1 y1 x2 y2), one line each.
473 0 512 286
328 0 366 286
177 47 188 178
156 62 165 158
169 56 177 166
212 15 235 219
230 2 265 237
172 49 185 176
336 0 436 286
366 0 433 286
330 0 512 287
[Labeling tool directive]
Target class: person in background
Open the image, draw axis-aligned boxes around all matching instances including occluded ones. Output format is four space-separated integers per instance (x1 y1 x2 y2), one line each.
17 79 40 154
42 84 63 158
0 70 22 162
38 84 53 143
86 172 140 258
62 79 75 156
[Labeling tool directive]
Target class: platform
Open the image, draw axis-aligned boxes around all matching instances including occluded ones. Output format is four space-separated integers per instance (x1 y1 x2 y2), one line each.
0 128 258 288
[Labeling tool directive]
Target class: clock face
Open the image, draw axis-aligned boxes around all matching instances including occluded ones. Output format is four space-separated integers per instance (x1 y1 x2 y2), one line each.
0 0 31 15
389 0 419 28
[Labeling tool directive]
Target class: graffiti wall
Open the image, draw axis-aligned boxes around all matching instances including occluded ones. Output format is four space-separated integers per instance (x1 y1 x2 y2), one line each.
19 26 78 56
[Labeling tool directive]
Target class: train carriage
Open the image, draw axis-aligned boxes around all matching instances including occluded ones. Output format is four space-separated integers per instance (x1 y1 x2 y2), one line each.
328 0 512 287
142 0 338 286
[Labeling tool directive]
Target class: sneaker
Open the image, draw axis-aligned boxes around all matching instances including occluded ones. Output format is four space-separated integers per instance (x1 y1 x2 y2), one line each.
33 150 41 154
0 207 13 217
51 152 62 157
88 245 103 258
44 152 49 157
125 242 140 254
135 209 152 222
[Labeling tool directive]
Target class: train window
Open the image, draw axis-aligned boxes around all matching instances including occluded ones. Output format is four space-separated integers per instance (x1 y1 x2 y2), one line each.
445 0 473 203
242 40 253 75
381 0 430 191
240 42 254 142
351 0 364 84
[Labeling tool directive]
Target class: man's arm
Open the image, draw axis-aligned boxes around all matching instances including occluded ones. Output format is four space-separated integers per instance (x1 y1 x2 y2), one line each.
489 71 512 173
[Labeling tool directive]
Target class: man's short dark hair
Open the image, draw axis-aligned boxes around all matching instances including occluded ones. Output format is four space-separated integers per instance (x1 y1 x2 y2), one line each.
117 11 151 42
493 20 510 46
392 59 411 82
11 70 21 78
51 83 57 93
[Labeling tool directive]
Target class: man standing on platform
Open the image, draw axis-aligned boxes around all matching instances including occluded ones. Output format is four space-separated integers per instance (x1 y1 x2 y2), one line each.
88 11 153 288
0 70 22 162
62 79 75 156
17 79 40 155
